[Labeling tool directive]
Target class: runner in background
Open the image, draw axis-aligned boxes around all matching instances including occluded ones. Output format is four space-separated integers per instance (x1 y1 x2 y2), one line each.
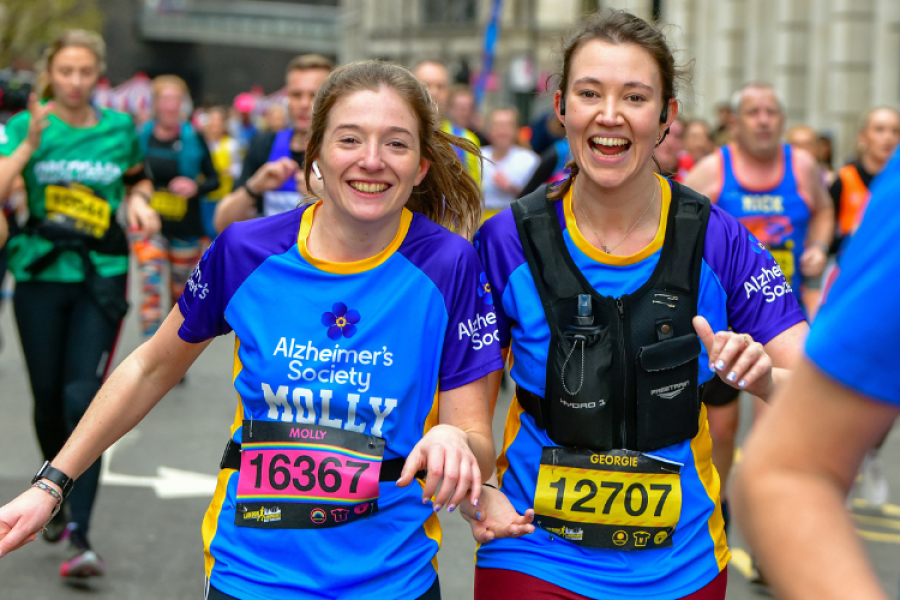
413 60 482 183
136 75 218 341
263 102 288 133
482 106 538 219
448 84 489 146
202 106 241 238
684 119 714 164
653 117 692 182
684 82 832 542
831 107 900 254
0 29 159 579
229 93 258 154
214 54 332 232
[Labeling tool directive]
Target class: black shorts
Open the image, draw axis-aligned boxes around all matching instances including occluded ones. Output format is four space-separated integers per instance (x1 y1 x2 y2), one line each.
701 376 740 407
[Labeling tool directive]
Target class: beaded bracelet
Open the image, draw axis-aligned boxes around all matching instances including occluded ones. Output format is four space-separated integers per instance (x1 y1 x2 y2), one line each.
32 480 62 502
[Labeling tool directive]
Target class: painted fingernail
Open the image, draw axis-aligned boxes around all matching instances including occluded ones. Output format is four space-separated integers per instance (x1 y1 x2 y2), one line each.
423 497 429 504
476 511 482 520
473 498 479 507
715 360 725 371
433 504 442 512
448 505 456 512
739 380 746 388
726 372 736 382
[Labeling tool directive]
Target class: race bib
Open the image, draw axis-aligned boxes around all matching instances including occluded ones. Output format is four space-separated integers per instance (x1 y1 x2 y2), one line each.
533 447 682 550
235 421 383 529
769 241 796 285
150 191 188 221
44 183 110 239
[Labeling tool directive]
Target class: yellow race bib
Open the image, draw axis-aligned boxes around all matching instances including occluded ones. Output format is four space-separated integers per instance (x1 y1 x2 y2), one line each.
533 447 682 550
150 190 188 221
769 240 795 285
44 183 111 239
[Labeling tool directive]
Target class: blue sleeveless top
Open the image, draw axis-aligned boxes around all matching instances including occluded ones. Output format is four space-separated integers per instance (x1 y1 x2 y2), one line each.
717 144 810 301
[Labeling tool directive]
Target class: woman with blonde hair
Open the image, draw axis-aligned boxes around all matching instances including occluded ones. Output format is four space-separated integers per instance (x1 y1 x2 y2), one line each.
0 60 518 599
135 75 218 340
0 29 158 578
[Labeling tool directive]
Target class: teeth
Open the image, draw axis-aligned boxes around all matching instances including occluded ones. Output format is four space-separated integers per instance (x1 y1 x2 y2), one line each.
349 181 389 194
591 137 630 146
590 145 628 158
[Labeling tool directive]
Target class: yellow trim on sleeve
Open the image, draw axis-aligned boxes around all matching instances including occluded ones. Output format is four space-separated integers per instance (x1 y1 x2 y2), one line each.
496 395 526 488
690 403 731 570
564 173 670 266
296 201 413 274
203 336 246 577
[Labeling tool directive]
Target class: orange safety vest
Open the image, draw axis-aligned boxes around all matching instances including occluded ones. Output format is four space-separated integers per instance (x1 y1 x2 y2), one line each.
837 164 870 236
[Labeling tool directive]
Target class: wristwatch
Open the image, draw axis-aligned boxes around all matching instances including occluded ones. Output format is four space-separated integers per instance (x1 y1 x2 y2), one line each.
32 461 74 500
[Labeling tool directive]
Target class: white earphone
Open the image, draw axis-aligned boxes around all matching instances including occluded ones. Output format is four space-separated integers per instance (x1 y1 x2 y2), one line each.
312 161 322 180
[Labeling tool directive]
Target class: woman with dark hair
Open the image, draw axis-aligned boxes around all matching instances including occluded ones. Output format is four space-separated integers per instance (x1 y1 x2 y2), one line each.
465 10 808 600
0 29 158 578
0 60 508 600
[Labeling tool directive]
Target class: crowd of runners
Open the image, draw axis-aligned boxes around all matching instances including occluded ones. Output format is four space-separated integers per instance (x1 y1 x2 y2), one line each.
0 8 898 600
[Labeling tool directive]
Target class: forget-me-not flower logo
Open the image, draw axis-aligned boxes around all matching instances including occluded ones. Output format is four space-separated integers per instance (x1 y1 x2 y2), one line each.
478 272 493 305
322 302 361 340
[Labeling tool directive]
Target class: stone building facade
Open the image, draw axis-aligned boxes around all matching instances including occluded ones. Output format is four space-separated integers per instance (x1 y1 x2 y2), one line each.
340 0 900 164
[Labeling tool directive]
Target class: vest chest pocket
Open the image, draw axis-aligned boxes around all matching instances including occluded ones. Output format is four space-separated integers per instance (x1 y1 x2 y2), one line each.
636 334 701 452
546 321 615 452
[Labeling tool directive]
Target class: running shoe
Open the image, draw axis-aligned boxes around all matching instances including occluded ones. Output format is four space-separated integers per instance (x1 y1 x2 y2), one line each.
42 509 69 543
59 526 105 579
861 451 889 506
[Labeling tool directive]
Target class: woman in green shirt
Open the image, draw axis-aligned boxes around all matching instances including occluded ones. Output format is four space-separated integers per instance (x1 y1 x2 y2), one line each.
0 29 158 579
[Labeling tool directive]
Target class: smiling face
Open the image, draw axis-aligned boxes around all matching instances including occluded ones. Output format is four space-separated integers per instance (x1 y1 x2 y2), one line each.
48 46 100 109
316 86 430 227
557 40 673 192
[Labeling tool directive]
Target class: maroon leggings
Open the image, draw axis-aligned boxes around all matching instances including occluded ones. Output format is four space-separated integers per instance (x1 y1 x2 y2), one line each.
475 567 727 600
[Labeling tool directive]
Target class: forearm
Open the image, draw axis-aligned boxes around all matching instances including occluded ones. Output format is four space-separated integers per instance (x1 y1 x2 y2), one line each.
126 179 153 202
807 205 835 248
214 187 256 233
0 144 33 199
736 467 886 599
465 429 497 481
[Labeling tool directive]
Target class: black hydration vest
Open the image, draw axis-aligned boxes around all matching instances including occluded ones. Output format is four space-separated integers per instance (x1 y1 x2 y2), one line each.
511 182 711 453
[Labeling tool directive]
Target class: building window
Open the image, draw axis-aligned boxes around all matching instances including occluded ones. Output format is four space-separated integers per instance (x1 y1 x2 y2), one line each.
421 0 477 24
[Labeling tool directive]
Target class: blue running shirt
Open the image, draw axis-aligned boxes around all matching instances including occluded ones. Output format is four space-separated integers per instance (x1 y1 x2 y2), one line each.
717 144 812 302
806 149 900 405
474 175 805 599
178 203 504 600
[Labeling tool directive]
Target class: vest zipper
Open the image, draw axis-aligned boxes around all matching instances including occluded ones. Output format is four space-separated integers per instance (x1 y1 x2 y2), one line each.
616 297 628 448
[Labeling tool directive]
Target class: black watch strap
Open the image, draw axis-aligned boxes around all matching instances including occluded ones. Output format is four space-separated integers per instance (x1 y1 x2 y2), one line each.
32 461 74 500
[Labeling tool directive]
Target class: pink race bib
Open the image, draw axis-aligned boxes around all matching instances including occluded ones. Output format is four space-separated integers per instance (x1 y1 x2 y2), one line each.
234 421 384 529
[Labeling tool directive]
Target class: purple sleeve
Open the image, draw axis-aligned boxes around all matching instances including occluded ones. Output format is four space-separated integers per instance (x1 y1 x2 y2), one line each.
177 210 303 342
474 209 525 349
438 244 505 390
703 205 807 345
177 233 231 342
398 216 504 390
